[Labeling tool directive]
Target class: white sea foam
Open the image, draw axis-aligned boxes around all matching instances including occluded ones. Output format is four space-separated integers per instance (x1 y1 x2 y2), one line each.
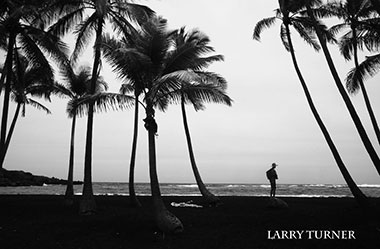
307 184 326 187
173 184 198 188
358 184 380 188
259 185 271 188
226 184 247 188
276 194 349 198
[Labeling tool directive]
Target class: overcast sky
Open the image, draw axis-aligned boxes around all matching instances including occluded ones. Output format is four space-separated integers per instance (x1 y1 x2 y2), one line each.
3 0 380 184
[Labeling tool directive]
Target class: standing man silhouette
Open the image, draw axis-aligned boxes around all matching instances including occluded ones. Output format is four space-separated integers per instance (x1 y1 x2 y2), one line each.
266 163 278 197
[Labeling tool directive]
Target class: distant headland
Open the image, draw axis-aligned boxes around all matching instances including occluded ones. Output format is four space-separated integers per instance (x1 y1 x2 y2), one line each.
0 168 82 187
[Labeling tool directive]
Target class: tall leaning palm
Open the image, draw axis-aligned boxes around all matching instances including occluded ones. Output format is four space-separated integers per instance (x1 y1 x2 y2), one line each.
48 0 154 214
169 28 232 205
303 0 380 175
254 0 368 206
323 0 380 146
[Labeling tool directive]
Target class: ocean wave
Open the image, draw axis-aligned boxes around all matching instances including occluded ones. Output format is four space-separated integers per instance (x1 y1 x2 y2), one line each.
226 184 248 188
358 184 380 188
277 194 350 198
259 185 271 188
307 184 326 187
170 184 198 188
329 184 346 188
288 185 298 188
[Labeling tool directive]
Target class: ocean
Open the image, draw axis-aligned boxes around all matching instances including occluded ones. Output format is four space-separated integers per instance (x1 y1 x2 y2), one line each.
1 183 380 198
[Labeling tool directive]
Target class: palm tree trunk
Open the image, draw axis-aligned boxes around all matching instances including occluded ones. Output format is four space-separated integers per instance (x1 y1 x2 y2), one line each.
285 24 368 207
0 103 21 166
180 97 220 205
0 33 15 169
0 59 8 96
129 96 141 207
80 18 104 214
306 6 380 175
65 114 77 205
145 104 183 234
352 28 380 146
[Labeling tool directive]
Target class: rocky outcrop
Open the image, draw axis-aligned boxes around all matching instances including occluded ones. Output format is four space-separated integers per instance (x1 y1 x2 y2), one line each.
0 168 82 187
267 197 289 209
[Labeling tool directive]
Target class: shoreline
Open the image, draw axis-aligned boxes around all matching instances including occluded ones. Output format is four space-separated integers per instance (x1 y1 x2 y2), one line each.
0 195 379 249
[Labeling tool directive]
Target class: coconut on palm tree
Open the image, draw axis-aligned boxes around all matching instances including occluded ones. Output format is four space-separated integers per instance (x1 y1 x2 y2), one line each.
46 0 154 214
254 0 369 207
302 0 380 175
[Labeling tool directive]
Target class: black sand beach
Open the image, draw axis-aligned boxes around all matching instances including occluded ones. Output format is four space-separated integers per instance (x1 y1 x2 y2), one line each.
0 195 379 249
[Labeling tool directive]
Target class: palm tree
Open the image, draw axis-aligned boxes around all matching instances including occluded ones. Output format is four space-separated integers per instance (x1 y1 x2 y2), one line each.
0 0 68 169
120 82 143 207
322 0 380 146
254 0 368 206
0 52 53 166
47 0 154 214
169 28 232 205
102 17 188 234
303 0 380 175
53 64 109 206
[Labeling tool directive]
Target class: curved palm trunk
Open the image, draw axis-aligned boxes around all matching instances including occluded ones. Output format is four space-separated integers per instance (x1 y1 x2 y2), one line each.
352 28 380 146
129 96 141 207
180 97 220 205
79 19 104 214
306 6 380 175
0 33 15 169
144 104 183 235
65 114 77 205
285 24 368 207
0 103 21 166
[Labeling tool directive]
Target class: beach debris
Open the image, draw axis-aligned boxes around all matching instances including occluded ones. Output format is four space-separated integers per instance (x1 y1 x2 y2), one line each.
171 201 203 208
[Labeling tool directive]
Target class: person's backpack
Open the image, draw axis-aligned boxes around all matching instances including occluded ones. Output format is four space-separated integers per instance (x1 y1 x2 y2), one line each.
266 169 272 179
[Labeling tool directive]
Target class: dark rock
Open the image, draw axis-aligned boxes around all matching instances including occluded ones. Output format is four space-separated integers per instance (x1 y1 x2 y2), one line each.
267 197 289 209
0 168 82 187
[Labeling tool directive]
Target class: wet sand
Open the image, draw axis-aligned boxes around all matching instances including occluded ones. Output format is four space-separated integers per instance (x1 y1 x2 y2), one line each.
0 195 379 249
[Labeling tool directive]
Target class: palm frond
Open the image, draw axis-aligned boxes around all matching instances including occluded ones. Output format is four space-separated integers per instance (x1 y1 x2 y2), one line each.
329 23 348 36
17 31 55 80
165 84 232 111
67 92 134 117
346 53 380 93
253 17 277 41
120 83 135 95
280 24 290 51
71 13 97 63
25 98 51 115
193 71 228 90
50 82 74 99
47 7 85 37
117 2 155 26
292 21 320 51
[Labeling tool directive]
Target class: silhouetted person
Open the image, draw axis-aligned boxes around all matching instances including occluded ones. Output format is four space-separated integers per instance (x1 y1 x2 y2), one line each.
266 163 278 197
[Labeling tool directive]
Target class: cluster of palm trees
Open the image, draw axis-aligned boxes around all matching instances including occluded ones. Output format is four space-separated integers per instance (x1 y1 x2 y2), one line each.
254 0 380 207
0 0 232 233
